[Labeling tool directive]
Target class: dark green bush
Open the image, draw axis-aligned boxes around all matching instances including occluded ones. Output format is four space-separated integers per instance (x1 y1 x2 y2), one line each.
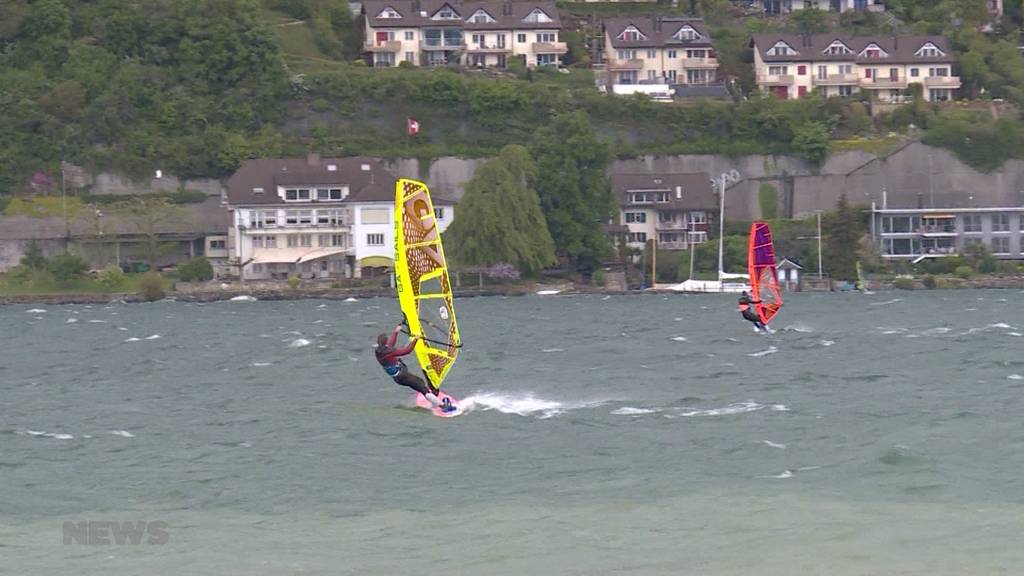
177 257 214 282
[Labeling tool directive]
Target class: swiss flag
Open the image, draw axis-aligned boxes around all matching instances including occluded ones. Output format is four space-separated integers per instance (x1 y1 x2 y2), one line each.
407 117 420 136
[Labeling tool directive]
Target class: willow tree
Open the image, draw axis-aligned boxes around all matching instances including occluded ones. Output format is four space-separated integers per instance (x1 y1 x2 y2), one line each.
443 145 556 275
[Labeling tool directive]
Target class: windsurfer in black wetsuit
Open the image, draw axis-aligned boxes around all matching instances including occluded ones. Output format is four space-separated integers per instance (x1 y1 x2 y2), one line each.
738 291 768 332
374 323 454 412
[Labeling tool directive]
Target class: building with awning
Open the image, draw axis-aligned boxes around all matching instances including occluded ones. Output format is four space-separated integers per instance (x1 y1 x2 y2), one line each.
225 154 456 280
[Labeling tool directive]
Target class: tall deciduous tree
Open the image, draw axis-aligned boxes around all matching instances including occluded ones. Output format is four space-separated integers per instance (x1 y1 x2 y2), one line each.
528 111 613 271
113 196 185 267
444 145 555 275
824 193 861 281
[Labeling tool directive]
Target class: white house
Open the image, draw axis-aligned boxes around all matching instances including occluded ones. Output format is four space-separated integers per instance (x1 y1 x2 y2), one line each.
224 155 454 280
611 171 716 253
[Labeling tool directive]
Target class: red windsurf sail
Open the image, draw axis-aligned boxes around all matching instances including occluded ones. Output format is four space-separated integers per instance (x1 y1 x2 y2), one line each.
748 221 783 324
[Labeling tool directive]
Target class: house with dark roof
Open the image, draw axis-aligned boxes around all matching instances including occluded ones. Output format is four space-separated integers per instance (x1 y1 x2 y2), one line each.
224 155 455 280
361 0 565 68
759 0 882 15
750 34 960 102
603 17 724 98
611 172 715 251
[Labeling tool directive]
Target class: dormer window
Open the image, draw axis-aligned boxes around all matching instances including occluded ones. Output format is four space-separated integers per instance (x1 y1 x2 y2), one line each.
768 41 796 56
859 43 888 58
823 40 853 55
432 4 460 20
253 187 264 195
617 25 646 42
467 9 495 23
673 25 701 41
522 8 552 23
915 42 944 57
377 6 401 19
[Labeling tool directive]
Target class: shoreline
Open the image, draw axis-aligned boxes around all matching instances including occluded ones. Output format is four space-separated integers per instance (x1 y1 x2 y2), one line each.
2 275 1023 306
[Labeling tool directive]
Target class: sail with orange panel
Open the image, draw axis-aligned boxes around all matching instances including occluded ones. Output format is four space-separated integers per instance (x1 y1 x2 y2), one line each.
747 221 783 325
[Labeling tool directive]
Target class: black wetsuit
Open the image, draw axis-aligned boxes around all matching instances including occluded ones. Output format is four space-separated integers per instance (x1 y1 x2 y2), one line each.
375 330 434 396
738 295 767 331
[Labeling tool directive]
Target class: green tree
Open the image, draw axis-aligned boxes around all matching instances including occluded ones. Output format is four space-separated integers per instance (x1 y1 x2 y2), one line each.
444 145 556 275
758 183 779 220
20 240 47 270
824 193 861 281
177 256 214 282
528 111 613 271
790 8 831 34
792 121 832 166
47 252 88 285
113 196 186 268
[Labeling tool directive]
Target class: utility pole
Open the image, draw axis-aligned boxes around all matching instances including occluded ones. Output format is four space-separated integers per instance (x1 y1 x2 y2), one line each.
817 211 823 279
61 161 69 244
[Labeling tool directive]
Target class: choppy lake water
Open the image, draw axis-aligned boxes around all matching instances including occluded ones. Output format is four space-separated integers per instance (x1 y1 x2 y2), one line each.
2 290 1024 575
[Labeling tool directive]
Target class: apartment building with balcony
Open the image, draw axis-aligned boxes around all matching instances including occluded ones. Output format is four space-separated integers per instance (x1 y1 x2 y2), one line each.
760 0 882 14
603 17 719 93
612 172 716 252
751 34 960 102
225 155 456 280
871 208 1024 261
361 0 566 68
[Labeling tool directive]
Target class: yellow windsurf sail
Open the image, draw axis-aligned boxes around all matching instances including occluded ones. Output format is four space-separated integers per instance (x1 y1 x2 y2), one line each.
394 178 461 392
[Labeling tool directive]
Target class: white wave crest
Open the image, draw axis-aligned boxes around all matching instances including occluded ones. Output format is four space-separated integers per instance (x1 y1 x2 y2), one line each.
124 337 141 342
782 324 814 333
871 298 903 306
230 295 257 302
110 430 135 438
20 430 74 440
344 297 359 302
612 407 660 416
1008 374 1023 381
145 334 161 340
821 340 835 347
671 336 688 342
289 338 312 348
747 346 778 358
252 362 272 367
26 308 46 313
66 318 78 324
541 348 565 353
677 401 767 417
460 392 604 419
762 440 787 449
758 470 793 479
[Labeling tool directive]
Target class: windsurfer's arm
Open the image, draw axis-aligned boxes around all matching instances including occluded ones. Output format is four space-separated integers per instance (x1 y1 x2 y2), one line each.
394 337 419 356
387 324 402 347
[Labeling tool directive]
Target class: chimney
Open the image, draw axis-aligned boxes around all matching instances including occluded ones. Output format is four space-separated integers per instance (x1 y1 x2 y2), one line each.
893 36 898 50
675 185 682 199
306 153 320 167
503 0 512 16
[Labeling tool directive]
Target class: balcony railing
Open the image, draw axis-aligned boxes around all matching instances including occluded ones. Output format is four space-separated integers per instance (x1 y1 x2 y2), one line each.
607 58 644 71
658 241 688 250
656 222 688 231
860 77 909 89
679 57 719 69
363 40 402 53
421 39 465 51
813 73 858 85
532 41 567 54
757 74 794 85
465 43 511 53
923 75 962 88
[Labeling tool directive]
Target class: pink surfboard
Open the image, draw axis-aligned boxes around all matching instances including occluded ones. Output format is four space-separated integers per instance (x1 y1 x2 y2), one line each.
414 390 463 418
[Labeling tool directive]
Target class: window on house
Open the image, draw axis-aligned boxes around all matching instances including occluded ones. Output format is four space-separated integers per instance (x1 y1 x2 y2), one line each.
331 234 346 247
674 26 700 41
265 236 277 248
688 211 707 225
768 66 788 75
405 31 414 40
210 240 226 249
668 50 677 58
818 65 827 79
768 41 794 56
617 49 636 60
628 232 648 243
300 234 312 247
317 209 344 226
686 49 706 59
992 236 1010 254
253 187 264 195
797 65 806 75
472 33 484 45
252 236 264 249
824 41 853 55
434 5 458 19
839 64 852 74
838 85 853 96
252 263 264 273
517 33 526 43
522 8 552 23
468 9 495 23
667 70 677 82
378 7 401 18
285 189 311 201
929 67 949 77
537 33 556 43
963 214 982 232
625 212 646 223
992 213 1010 232
287 235 299 248
910 68 919 77
406 51 415 62
655 192 670 203
916 43 943 57
537 54 556 66
630 193 650 203
434 207 444 220
367 233 385 246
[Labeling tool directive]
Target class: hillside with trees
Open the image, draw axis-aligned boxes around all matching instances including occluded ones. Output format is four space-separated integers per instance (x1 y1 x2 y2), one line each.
2 0 1024 205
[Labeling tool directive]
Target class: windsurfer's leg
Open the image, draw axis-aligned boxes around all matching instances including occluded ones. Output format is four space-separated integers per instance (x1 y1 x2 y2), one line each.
394 370 441 405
